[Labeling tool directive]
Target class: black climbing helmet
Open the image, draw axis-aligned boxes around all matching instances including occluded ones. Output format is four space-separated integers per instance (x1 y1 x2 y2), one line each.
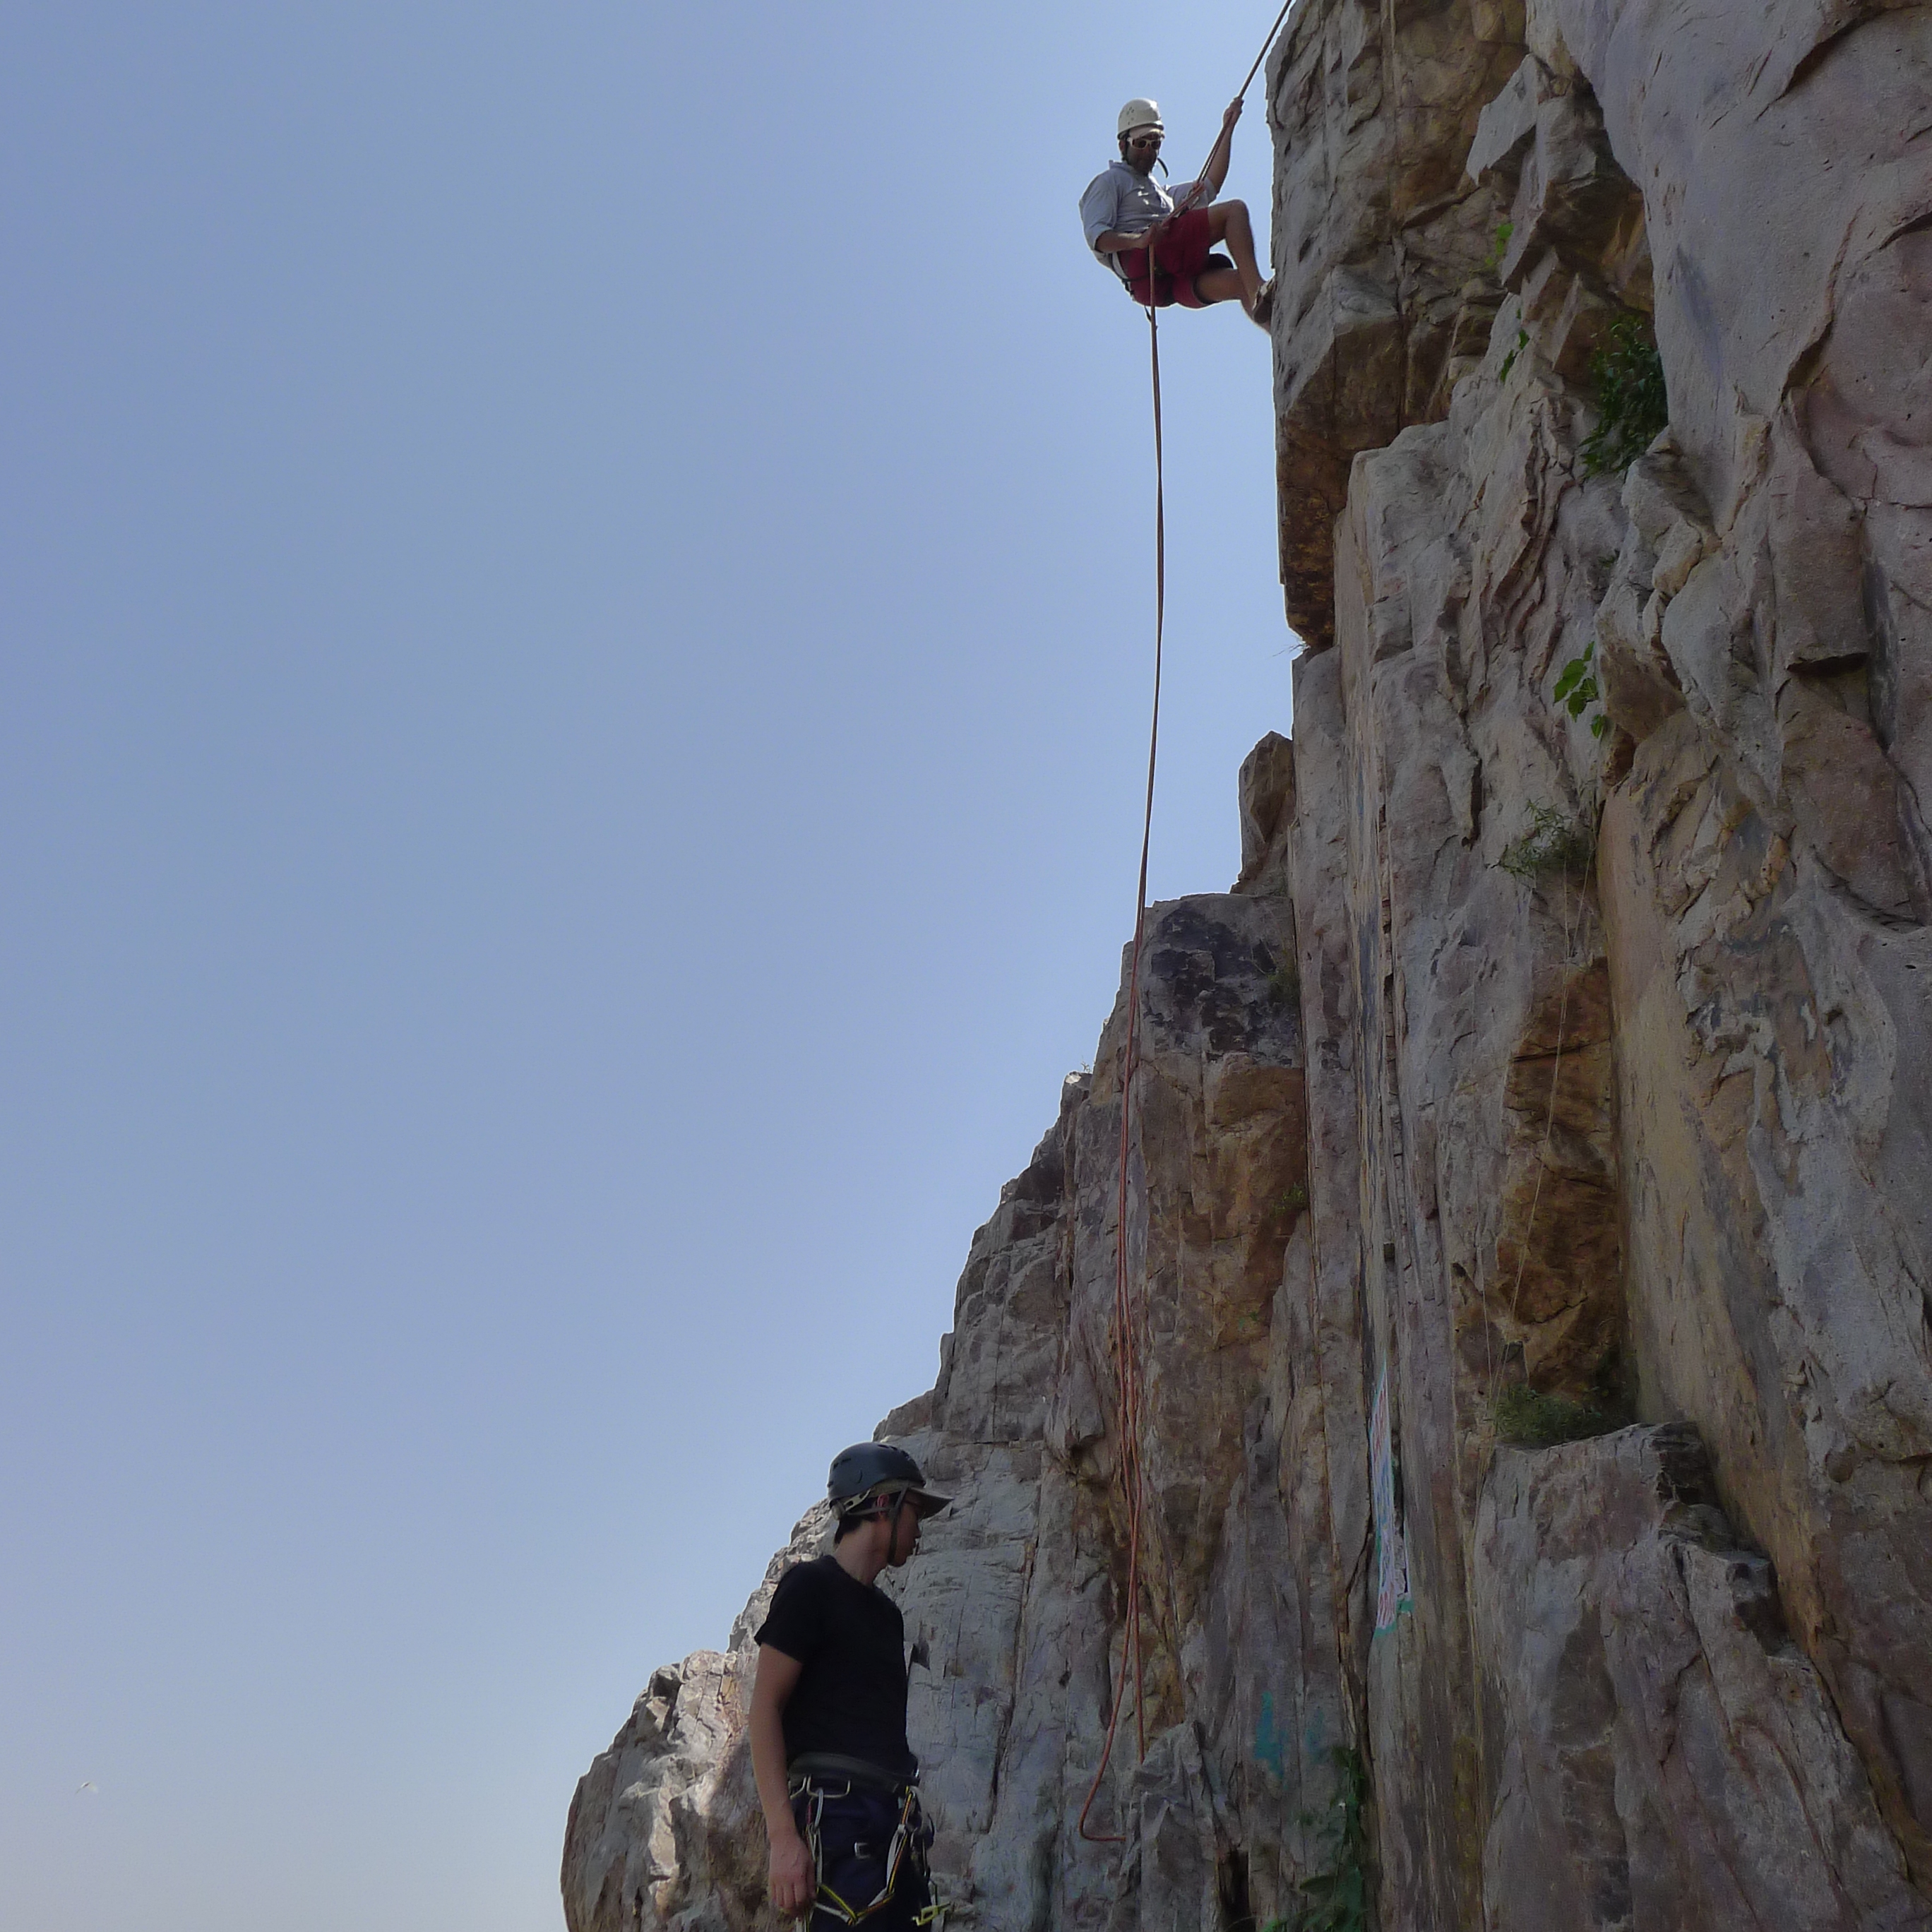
827 1443 951 1521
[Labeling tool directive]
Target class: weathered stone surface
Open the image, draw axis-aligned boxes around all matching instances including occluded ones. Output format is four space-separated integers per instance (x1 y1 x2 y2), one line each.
567 5 1932 1926
1279 1 1932 1913
1475 1425 1930 1932
562 1512 829 1932
1234 729 1296 895
1489 68 1644 293
564 890 1317 1931
1535 0 1932 1883
1268 0 1525 645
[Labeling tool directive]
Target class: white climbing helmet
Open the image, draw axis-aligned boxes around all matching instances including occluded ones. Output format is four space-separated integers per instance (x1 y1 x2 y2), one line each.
1117 98 1163 138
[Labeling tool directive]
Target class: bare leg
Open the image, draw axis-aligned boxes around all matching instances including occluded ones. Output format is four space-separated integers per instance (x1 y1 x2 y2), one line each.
1193 266 1249 306
1204 201 1264 307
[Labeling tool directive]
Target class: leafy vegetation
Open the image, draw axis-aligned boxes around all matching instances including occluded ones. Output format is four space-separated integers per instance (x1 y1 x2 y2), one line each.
1498 804 1595 883
1498 325 1530 383
1491 1384 1618 1448
1268 957 1301 1007
1554 637 1609 741
1272 1748 1371 1932
1270 1183 1311 1222
1481 220 1515 271
1580 313 1668 476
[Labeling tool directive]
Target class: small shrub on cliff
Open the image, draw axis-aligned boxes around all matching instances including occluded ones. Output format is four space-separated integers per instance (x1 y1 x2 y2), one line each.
1580 314 1668 476
1270 1183 1311 1222
1498 804 1595 882
1554 637 1609 741
1272 1747 1371 1932
1491 1384 1615 1448
1268 957 1301 1006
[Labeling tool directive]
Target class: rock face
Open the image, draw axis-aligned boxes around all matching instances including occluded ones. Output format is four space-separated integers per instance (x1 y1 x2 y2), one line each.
566 2 1932 1926
561 1515 829 1932
1475 1426 1928 1932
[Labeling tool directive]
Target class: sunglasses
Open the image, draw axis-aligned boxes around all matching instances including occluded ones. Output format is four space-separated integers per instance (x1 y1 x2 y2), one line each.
1126 132 1163 148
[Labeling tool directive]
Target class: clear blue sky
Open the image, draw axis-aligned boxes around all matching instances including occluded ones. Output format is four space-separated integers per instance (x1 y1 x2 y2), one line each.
1 5 1295 1926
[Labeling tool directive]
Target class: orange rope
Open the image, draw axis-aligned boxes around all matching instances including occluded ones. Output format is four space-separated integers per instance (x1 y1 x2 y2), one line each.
1075 0 1299 1844
1077 299 1166 1847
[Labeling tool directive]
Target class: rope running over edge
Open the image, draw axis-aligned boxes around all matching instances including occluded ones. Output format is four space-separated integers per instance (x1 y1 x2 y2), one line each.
1075 0 1299 1843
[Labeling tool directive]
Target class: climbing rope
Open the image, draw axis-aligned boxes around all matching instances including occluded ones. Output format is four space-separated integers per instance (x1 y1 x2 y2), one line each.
1076 0 1301 1846
1177 0 1299 218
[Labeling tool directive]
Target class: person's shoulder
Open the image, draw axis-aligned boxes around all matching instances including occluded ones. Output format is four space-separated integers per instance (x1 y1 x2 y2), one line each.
1081 162 1124 196
758 1554 841 1653
781 1553 841 1585
769 1553 836 1601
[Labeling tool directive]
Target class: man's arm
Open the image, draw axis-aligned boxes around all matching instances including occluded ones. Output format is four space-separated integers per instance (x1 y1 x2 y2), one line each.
1091 222 1163 256
1082 172 1157 258
1172 100 1246 213
751 1645 814 1917
1201 99 1242 195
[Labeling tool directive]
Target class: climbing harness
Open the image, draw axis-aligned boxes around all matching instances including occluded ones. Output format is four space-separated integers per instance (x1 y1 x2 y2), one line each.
1075 0 1301 1847
787 1768 946 1927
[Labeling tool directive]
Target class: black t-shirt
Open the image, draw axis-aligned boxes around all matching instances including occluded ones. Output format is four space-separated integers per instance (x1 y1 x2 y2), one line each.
755 1555 914 1777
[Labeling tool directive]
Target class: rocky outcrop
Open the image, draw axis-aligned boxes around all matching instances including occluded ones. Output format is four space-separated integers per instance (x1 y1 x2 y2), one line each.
1268 0 1526 648
566 3 1932 1926
561 1515 829 1932
567 886 1329 1931
1476 1424 1928 1932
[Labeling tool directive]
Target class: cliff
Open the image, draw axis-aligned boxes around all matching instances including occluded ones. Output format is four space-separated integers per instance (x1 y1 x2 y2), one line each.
564 2 1932 1926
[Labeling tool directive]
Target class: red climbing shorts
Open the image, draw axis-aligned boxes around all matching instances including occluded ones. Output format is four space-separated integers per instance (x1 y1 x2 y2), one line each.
1120 206 1219 309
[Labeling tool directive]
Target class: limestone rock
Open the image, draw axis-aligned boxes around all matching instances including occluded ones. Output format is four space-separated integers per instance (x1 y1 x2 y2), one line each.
1268 0 1525 646
1475 1425 1929 1932
562 1510 830 1932
1234 730 1296 895
566 4 1932 1926
564 891 1317 1931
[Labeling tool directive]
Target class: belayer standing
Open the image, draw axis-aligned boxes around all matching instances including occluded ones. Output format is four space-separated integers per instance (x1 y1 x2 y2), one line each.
1080 97 1274 326
751 1443 952 1927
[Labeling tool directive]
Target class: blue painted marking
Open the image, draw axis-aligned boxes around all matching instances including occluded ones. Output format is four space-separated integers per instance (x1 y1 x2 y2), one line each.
1254 1690 1287 1777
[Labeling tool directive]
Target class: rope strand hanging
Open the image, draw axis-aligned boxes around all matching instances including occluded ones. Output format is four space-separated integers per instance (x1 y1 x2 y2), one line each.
1076 0 1299 1845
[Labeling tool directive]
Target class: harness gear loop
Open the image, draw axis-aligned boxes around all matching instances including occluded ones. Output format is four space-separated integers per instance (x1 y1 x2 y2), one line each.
788 1772 946 1927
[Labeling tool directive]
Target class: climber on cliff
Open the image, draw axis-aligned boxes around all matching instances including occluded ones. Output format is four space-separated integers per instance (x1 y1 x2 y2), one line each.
1080 97 1275 326
751 1442 951 1927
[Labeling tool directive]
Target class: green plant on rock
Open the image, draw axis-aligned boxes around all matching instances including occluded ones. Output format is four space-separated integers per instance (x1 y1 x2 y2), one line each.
1270 1182 1311 1222
1268 957 1301 1007
1554 636 1609 740
1271 1747 1371 1932
1580 313 1668 476
1481 219 1515 272
1498 803 1595 883
1498 324 1530 383
1491 1383 1616 1448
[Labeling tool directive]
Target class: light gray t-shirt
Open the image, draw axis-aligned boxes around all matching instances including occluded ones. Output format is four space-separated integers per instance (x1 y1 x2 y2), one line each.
1078 160 1217 280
